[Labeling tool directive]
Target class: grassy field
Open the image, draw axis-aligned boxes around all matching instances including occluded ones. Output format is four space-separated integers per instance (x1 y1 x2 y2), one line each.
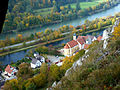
66 0 104 9
34 7 52 16
34 0 104 16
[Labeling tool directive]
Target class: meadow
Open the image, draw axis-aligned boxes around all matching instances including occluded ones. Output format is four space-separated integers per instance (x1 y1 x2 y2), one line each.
34 0 104 16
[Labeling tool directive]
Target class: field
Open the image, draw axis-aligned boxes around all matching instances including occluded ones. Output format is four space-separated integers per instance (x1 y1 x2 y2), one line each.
34 7 52 16
66 0 104 9
34 0 104 16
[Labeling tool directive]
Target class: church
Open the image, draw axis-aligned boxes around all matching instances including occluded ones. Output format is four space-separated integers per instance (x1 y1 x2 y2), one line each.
63 33 101 57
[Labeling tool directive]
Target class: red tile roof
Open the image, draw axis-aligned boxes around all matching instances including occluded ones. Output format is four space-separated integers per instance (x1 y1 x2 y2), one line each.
67 40 78 48
97 36 102 41
77 36 88 41
77 38 85 45
5 65 14 74
84 44 89 49
64 44 70 49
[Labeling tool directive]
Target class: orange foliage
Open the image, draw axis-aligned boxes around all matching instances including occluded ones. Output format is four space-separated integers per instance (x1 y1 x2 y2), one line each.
69 25 74 28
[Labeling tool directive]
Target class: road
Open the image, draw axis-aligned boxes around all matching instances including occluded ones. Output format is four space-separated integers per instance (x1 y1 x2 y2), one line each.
0 39 40 50
0 31 71 50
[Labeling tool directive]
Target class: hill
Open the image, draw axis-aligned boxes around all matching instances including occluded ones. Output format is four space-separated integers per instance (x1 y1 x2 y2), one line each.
53 19 120 89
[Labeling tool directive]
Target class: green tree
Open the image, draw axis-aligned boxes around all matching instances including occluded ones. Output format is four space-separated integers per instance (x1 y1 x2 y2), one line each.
48 64 60 82
17 63 33 80
68 4 71 10
23 41 26 47
25 79 36 90
40 63 48 76
76 0 81 11
33 73 46 88
53 0 60 13
98 22 102 29
4 79 19 90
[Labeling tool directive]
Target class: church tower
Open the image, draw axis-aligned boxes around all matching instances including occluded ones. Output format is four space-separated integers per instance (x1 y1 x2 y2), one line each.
73 33 77 41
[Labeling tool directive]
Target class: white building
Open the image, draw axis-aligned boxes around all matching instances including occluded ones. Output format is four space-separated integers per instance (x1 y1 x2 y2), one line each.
64 33 98 56
31 54 45 68
31 58 42 68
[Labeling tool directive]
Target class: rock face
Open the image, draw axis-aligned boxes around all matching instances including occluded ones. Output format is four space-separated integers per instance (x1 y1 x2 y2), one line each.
102 19 120 49
65 56 84 76
52 81 57 87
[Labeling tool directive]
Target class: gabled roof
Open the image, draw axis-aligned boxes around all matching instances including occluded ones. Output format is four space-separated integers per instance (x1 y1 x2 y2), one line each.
67 40 78 48
5 65 15 74
77 38 85 45
64 44 69 49
77 36 88 41
97 36 102 41
31 58 39 64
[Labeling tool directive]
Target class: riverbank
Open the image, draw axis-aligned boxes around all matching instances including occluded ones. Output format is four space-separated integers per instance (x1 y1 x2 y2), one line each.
0 24 112 57
0 37 66 57
2 0 119 35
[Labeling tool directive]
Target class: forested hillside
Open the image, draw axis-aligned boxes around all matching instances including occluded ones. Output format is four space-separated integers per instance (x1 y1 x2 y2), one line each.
3 0 119 33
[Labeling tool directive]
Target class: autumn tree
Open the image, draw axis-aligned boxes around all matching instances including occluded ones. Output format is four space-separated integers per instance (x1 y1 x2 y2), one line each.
17 63 33 80
33 73 46 88
4 79 19 90
25 79 36 90
48 64 60 82
113 23 120 40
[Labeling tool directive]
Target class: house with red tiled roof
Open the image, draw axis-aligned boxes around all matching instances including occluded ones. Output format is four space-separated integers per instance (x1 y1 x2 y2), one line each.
4 65 17 77
97 36 102 42
64 33 97 56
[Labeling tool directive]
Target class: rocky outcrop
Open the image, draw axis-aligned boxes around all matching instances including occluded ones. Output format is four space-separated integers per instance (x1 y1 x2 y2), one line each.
102 18 120 49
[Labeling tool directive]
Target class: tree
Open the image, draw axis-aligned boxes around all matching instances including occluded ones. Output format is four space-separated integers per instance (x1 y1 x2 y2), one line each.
48 64 60 82
112 18 115 25
4 79 19 90
17 63 33 80
53 0 60 13
98 22 102 29
68 4 71 10
25 79 36 90
10 38 15 44
113 23 120 40
33 73 46 88
40 63 48 76
76 0 81 11
23 41 26 47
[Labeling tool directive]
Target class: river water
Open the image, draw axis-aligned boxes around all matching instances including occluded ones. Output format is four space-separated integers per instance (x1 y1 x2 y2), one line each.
0 4 120 65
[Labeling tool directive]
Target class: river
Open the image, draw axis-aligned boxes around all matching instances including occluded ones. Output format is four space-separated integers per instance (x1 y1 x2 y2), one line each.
1 4 120 40
0 4 120 65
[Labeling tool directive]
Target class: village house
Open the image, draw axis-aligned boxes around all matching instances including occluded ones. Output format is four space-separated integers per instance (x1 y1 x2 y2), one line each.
64 33 102 56
4 65 17 77
31 58 42 68
30 53 45 68
1 65 17 80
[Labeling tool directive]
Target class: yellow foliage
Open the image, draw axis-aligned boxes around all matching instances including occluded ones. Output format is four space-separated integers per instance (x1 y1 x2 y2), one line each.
80 29 82 32
26 23 29 27
60 6 64 10
18 34 23 40
18 34 22 38
69 25 74 28
10 38 15 44
113 23 120 40
47 19 51 22
63 25 66 28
